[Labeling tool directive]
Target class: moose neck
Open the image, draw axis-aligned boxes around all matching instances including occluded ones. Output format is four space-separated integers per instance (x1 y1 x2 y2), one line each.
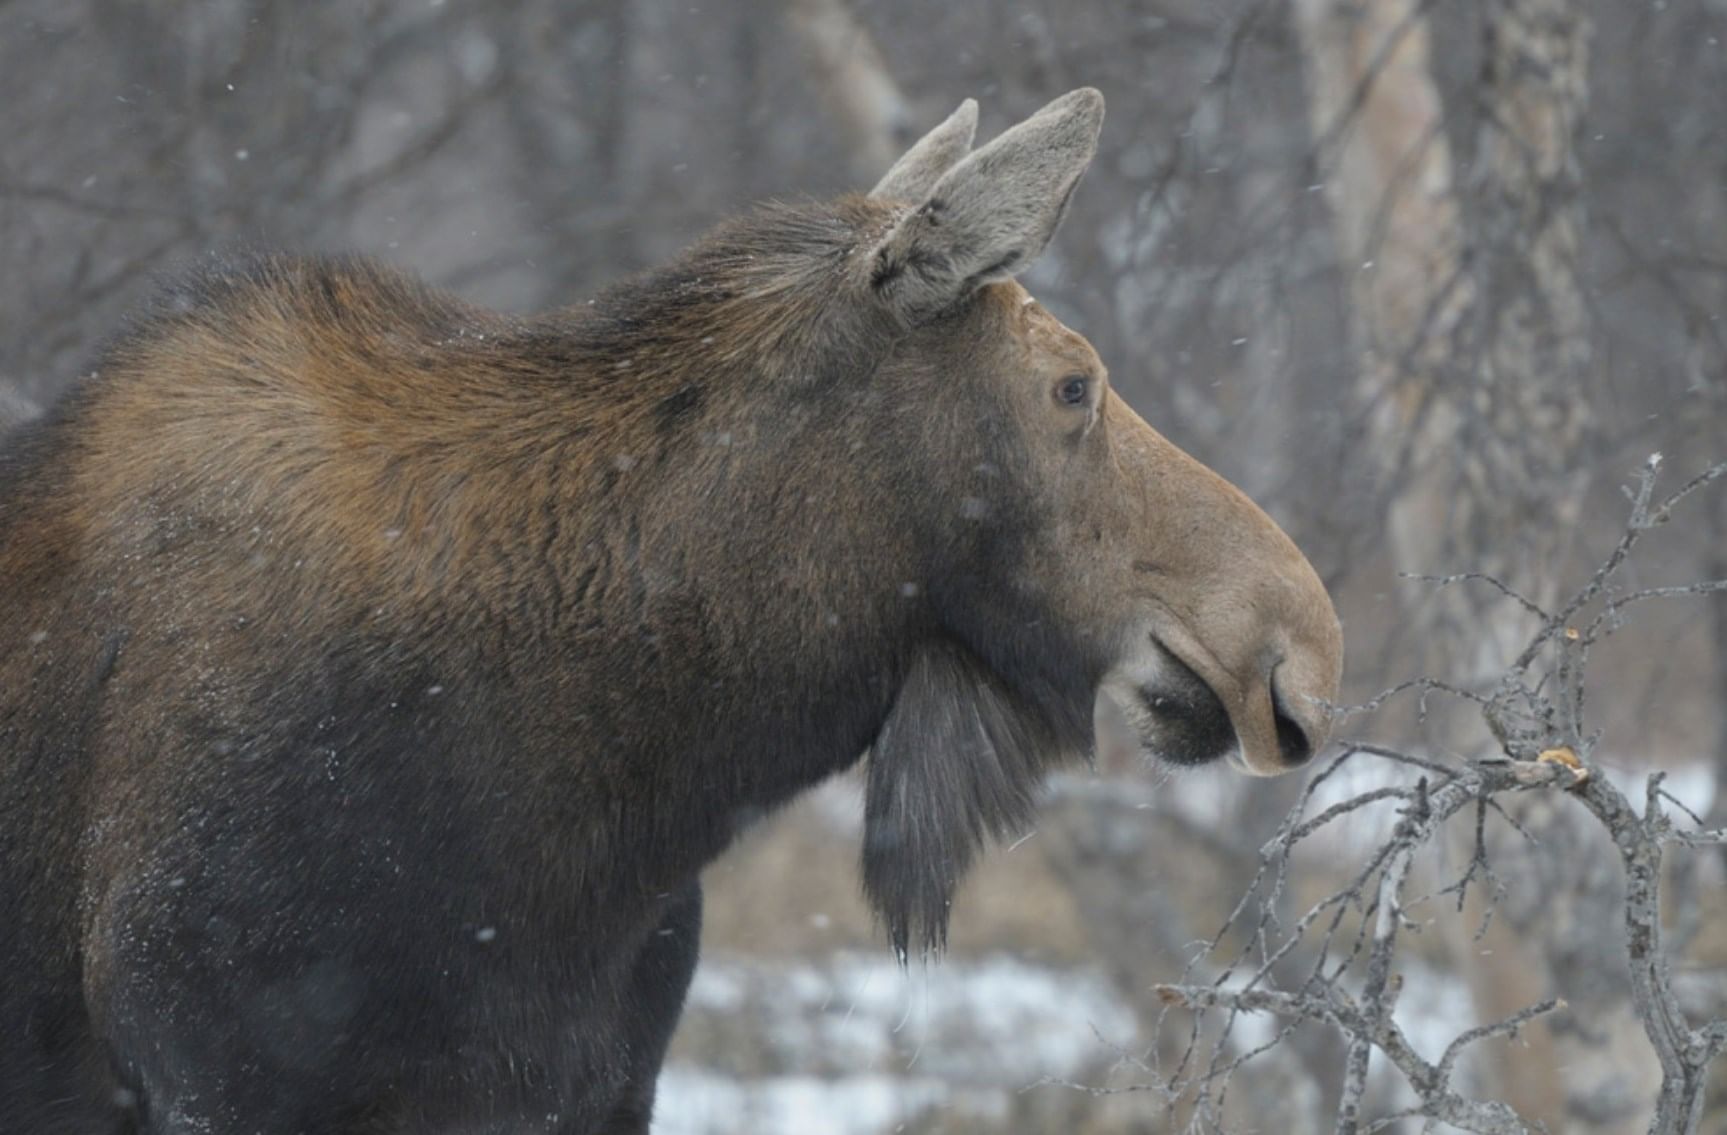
339 231 927 889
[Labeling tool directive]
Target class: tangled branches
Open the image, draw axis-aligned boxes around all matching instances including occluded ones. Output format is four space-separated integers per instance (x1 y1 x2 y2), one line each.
1147 457 1727 1133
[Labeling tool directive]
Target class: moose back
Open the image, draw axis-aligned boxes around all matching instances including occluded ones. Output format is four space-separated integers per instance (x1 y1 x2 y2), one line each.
0 90 1342 1133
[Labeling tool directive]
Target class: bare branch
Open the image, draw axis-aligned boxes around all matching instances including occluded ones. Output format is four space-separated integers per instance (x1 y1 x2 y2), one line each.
1114 459 1727 1132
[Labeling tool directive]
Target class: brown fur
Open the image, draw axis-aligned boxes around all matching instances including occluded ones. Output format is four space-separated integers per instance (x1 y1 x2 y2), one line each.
0 91 1341 1133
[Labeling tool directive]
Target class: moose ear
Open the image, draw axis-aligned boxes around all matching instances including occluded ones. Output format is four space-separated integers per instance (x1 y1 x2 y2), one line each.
868 88 1103 323
870 99 978 202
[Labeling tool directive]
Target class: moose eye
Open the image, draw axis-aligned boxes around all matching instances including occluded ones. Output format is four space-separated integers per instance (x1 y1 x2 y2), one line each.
1056 375 1090 406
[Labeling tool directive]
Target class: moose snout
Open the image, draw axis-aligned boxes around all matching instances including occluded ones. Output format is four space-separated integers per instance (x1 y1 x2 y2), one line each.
1100 542 1342 777
1097 624 1337 777
1103 391 1343 776
1179 643 1334 778
1227 600 1342 776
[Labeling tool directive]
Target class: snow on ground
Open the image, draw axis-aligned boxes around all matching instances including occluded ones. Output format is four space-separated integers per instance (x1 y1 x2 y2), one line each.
658 951 1481 1134
656 952 1137 1135
655 1069 1005 1135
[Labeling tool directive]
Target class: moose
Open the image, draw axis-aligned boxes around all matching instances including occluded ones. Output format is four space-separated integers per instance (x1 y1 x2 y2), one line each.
0 89 1342 1133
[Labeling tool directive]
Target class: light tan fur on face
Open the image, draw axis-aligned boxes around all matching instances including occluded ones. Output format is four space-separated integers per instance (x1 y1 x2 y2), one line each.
1087 394 1343 772
985 281 1343 774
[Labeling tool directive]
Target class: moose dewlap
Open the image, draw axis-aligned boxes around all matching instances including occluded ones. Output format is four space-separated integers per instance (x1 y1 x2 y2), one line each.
0 89 1341 1134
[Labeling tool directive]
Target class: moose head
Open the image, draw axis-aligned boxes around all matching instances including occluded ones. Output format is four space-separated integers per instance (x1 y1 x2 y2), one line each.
807 90 1345 954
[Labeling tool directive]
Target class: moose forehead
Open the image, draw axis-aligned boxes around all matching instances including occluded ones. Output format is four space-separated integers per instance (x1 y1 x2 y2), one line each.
944 280 1105 380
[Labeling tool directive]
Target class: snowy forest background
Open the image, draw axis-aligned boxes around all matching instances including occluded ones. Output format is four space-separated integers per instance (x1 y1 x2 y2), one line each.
4 0 1727 1131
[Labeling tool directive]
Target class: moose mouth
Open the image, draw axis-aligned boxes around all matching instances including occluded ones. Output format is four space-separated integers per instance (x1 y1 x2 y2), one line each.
1093 636 1314 771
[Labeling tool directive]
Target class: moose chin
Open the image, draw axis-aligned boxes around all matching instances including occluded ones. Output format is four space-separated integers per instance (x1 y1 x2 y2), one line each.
0 88 1342 1133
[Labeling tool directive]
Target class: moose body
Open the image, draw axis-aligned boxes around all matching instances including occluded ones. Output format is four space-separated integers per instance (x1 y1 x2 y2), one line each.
0 91 1342 1133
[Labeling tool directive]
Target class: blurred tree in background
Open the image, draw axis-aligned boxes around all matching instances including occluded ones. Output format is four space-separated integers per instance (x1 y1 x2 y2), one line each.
4 1 1727 1130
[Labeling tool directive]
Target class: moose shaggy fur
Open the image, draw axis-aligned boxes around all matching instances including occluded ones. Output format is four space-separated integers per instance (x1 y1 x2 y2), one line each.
0 90 1342 1133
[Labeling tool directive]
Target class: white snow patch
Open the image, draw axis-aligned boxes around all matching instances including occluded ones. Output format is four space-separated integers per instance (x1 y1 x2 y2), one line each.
654 1067 1004 1135
683 951 1136 1084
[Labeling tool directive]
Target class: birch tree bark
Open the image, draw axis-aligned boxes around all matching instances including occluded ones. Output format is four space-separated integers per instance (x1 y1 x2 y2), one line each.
1293 1 1656 1130
779 0 910 183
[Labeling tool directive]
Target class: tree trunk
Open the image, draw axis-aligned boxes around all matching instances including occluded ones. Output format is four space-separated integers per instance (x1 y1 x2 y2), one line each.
1295 1 1657 1130
779 0 909 184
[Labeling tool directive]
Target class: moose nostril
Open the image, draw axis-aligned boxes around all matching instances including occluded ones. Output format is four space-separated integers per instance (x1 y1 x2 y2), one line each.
1272 693 1313 766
